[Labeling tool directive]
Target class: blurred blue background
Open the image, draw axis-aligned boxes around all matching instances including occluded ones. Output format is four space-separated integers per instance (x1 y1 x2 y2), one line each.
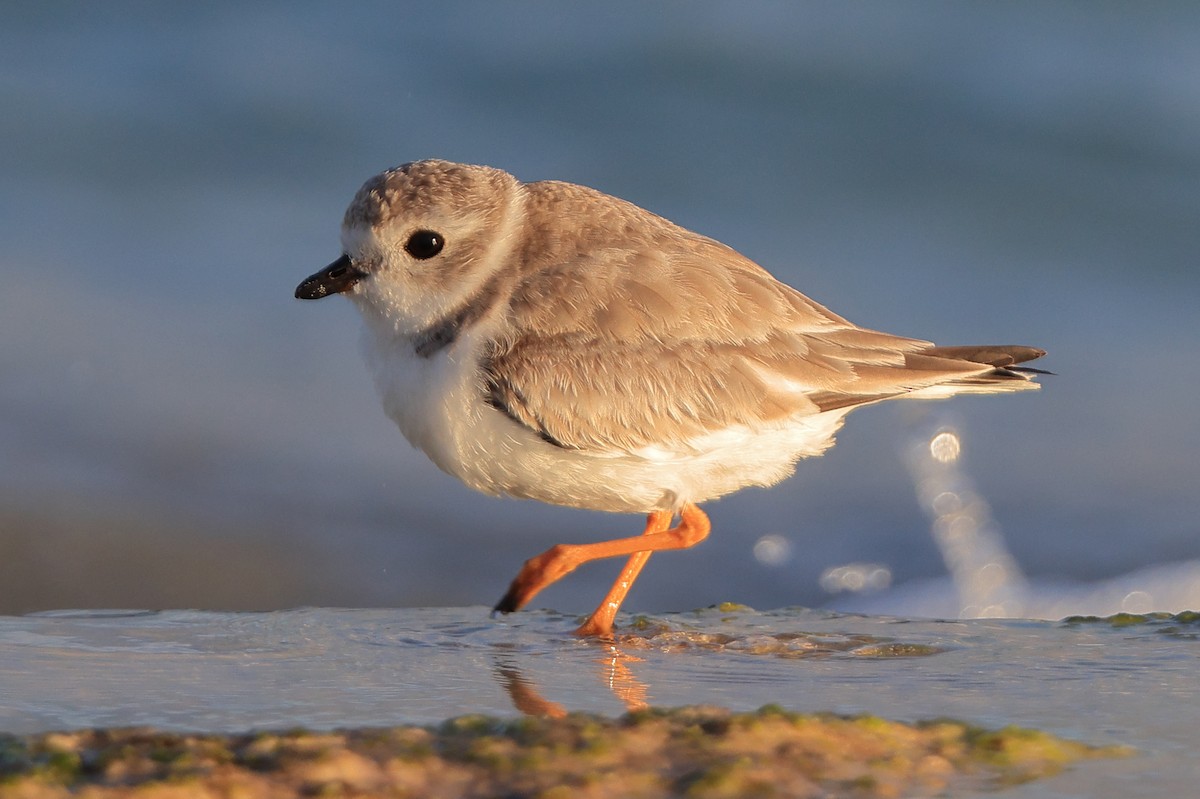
2 2 1198 617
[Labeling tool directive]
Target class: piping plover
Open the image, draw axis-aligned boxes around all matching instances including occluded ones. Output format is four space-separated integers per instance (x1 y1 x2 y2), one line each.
296 160 1046 637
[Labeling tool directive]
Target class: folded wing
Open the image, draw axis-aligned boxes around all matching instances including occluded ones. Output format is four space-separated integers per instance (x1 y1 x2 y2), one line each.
484 239 1044 454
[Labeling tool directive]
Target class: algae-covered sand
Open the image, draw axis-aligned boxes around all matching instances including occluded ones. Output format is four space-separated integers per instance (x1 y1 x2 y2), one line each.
0 705 1128 799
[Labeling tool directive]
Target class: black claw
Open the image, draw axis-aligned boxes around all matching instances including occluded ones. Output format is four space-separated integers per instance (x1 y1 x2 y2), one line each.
493 589 520 616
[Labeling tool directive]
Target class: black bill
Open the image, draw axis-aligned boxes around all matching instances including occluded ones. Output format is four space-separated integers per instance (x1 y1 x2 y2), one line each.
295 254 366 300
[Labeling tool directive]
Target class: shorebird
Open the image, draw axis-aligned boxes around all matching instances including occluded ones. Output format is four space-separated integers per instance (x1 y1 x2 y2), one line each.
296 160 1045 636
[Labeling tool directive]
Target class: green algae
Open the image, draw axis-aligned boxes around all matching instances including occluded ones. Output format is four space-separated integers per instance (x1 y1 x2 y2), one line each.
709 602 755 614
616 617 944 660
1062 610 1200 638
0 706 1128 799
1061 610 1197 626
850 642 943 658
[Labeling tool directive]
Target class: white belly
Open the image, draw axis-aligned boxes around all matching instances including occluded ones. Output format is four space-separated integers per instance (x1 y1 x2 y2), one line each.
362 328 849 514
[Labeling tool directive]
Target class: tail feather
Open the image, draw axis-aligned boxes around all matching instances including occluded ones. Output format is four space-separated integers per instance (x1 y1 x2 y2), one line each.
906 343 1049 397
924 344 1050 381
921 344 1047 369
808 343 1047 411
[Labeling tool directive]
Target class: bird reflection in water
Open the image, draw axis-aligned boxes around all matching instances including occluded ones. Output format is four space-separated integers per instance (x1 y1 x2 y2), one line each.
494 642 649 717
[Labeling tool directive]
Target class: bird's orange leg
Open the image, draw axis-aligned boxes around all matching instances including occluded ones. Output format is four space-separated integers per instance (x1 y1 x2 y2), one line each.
493 503 711 637
572 513 669 637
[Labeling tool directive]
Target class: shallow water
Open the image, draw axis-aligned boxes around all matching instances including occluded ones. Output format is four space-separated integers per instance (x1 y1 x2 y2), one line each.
1 606 1194 797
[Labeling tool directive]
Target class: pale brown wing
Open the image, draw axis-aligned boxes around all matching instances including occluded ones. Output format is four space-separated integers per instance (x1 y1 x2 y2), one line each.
482 230 1043 455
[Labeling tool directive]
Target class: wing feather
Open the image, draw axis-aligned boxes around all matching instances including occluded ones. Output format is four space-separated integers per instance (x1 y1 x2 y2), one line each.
483 225 1043 454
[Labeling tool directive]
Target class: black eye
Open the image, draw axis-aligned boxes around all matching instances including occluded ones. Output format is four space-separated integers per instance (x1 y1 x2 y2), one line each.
405 230 444 259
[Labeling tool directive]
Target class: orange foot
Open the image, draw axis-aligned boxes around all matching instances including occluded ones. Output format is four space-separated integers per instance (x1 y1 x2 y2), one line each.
492 504 711 638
